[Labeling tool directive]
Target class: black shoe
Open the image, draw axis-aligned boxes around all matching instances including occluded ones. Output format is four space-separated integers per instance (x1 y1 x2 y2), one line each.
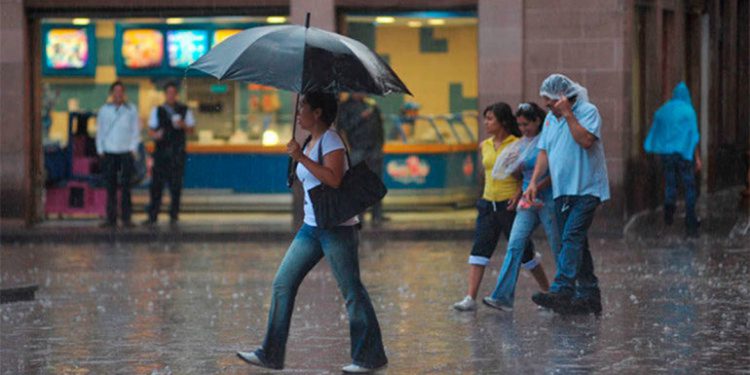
556 297 603 315
121 221 136 229
99 221 116 229
531 291 572 310
141 218 156 227
169 217 179 227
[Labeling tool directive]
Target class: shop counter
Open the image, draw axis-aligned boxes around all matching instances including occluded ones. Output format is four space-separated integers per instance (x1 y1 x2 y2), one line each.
144 142 479 209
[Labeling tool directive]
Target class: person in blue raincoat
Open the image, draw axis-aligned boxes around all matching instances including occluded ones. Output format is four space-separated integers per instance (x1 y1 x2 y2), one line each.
644 82 702 237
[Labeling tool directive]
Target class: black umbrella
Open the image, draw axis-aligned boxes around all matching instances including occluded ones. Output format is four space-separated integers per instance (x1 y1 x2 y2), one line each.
189 14 411 186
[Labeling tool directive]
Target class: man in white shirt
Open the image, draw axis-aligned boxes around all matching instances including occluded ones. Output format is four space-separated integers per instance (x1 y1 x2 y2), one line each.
143 82 195 226
96 81 141 228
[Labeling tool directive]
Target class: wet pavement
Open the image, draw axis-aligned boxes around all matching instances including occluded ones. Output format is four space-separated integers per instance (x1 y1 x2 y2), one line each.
1 237 748 374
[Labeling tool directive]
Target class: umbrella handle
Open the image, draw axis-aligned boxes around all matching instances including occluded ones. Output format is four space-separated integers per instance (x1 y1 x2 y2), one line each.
286 93 302 188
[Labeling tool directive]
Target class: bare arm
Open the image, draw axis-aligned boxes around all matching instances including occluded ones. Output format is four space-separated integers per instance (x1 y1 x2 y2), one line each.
555 96 596 149
564 114 597 149
523 149 549 201
536 175 552 191
287 140 346 188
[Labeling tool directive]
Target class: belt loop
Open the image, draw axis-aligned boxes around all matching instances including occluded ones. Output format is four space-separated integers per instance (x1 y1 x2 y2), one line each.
492 201 497 212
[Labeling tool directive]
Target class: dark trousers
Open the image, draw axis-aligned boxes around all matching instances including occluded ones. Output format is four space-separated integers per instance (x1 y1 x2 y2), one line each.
102 152 133 224
365 154 384 221
661 154 698 230
147 155 185 221
351 151 384 222
469 199 534 265
549 195 600 301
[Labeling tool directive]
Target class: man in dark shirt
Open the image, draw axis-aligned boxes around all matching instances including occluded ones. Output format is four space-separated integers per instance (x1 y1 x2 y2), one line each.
337 93 388 225
143 82 195 226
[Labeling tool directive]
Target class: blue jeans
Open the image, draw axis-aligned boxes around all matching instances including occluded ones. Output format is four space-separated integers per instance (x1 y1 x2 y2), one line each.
549 195 601 300
490 194 561 306
661 154 698 229
254 224 387 369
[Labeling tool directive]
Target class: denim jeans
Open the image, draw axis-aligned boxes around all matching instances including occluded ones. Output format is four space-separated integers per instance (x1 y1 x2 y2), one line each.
254 224 387 369
548 195 601 301
489 194 561 306
661 154 698 229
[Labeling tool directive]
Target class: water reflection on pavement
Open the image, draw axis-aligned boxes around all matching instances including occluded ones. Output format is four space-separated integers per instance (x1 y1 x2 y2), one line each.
1 239 748 373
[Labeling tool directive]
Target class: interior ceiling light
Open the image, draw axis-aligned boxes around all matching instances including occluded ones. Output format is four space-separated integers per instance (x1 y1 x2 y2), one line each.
166 18 184 24
407 20 423 28
375 16 395 24
427 19 445 26
266 16 287 24
72 18 90 25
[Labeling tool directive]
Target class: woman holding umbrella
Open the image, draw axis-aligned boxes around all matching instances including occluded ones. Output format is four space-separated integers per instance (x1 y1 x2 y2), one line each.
237 92 388 373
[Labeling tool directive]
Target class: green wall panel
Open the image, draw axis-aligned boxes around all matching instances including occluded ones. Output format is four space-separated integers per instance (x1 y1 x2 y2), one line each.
347 22 376 49
419 28 447 53
449 83 476 113
97 38 114 66
49 83 139 112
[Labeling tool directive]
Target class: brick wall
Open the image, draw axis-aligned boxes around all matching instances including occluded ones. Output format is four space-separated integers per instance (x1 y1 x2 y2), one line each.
523 0 630 215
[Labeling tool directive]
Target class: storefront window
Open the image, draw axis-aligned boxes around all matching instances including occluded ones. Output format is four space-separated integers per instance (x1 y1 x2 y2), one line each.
343 12 479 145
40 16 293 148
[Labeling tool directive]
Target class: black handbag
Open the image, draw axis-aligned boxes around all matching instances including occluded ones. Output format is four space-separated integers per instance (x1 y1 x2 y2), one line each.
305 134 387 229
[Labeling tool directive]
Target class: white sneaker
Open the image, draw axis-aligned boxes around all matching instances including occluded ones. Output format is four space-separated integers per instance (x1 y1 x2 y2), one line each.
236 351 267 368
342 363 387 373
482 297 513 312
452 295 477 311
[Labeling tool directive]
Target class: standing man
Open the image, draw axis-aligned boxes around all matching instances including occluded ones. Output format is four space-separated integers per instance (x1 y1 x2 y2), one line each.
143 82 195 226
643 82 701 237
524 74 610 315
96 80 141 229
337 93 388 225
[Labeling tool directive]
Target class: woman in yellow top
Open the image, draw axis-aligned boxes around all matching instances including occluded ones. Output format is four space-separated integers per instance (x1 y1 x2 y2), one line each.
453 102 549 311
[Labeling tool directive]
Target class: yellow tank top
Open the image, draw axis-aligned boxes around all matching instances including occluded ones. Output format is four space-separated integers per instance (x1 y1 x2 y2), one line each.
481 136 521 202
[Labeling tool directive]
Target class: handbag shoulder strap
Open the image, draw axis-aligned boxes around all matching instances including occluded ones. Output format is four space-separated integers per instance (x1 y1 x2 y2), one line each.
293 135 314 175
317 131 352 168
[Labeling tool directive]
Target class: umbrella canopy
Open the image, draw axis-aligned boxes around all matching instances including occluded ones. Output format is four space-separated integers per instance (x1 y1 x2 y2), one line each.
189 24 411 96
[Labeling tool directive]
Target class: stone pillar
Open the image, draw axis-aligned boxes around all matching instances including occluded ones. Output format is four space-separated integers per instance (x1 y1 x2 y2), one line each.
477 0 523 141
290 0 335 32
0 0 32 224
288 0 335 231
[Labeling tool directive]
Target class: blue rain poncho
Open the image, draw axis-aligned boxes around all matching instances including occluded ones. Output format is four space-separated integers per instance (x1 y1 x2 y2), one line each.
643 82 700 161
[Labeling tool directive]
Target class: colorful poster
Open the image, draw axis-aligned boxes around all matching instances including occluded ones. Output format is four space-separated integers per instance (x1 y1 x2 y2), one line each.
45 28 89 69
167 30 209 68
213 29 242 46
122 29 164 69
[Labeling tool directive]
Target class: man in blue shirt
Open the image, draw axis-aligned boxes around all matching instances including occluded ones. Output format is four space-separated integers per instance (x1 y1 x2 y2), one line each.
524 74 610 315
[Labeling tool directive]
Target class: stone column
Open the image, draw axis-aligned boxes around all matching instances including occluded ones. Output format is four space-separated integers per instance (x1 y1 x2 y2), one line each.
477 0 523 141
0 0 32 224
288 0 336 230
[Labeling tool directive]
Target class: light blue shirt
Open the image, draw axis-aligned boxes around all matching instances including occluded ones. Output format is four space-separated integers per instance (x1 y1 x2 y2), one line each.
538 102 610 201
96 102 141 154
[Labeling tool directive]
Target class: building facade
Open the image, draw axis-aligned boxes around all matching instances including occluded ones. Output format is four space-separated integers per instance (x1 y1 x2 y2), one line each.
1 0 748 225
